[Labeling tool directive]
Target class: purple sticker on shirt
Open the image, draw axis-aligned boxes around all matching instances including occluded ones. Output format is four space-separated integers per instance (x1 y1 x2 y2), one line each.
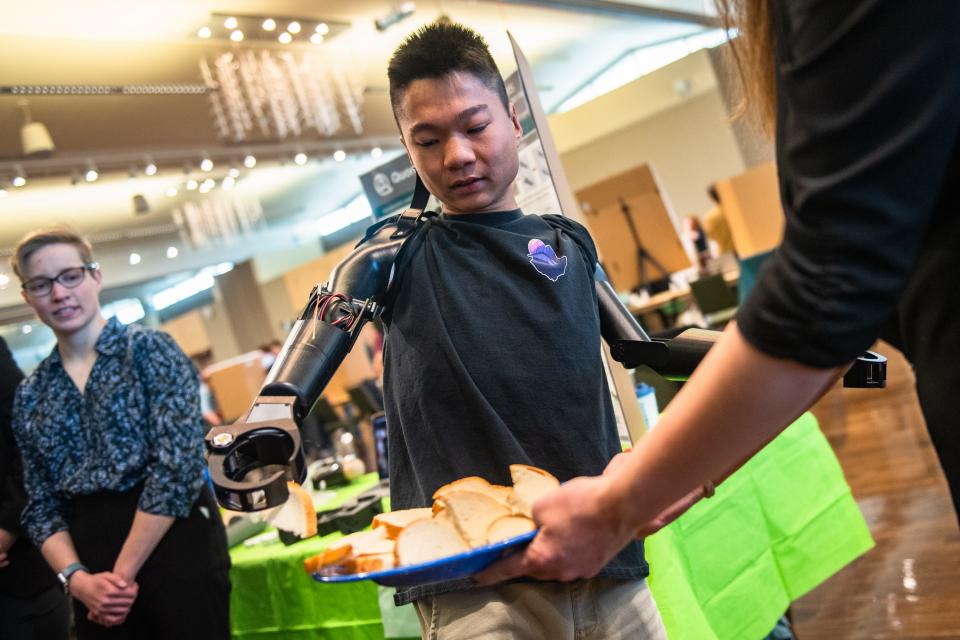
527 239 568 282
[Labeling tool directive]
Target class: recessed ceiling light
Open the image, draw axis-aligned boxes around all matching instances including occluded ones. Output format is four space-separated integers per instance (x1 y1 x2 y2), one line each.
129 252 142 265
186 179 199 190
287 21 301 34
310 33 324 45
197 26 212 39
166 246 179 259
333 149 346 162
294 152 308 165
85 161 99 182
166 186 178 197
243 154 256 168
144 160 158 176
278 31 292 44
21 324 32 335
224 17 239 29
371 146 383 159
222 176 236 190
227 167 240 178
200 157 214 172
316 23 330 35
230 30 244 42
262 18 276 31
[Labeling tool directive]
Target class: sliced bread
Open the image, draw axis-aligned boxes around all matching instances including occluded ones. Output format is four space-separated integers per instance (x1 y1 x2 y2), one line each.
508 465 560 518
372 508 434 540
396 518 470 566
269 481 318 538
441 491 511 548
486 515 536 544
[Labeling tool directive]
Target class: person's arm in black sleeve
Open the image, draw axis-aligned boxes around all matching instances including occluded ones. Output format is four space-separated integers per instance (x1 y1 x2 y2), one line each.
0 337 26 553
475 2 960 584
738 0 960 367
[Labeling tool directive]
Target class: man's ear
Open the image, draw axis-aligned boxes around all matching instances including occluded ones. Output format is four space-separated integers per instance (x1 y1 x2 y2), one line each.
509 103 522 143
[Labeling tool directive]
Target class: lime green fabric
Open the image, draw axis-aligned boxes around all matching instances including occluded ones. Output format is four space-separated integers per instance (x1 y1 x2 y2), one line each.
230 474 402 640
645 412 875 639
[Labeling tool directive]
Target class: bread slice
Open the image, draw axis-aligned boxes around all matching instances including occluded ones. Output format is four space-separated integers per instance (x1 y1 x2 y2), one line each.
508 465 560 518
269 482 317 538
486 515 536 544
432 476 492 501
343 552 396 574
396 518 470 566
372 508 434 540
441 491 511 548
302 528 394 574
486 485 514 509
303 543 353 573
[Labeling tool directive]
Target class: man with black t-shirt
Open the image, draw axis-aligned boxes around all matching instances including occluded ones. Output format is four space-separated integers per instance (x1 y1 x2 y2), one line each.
368 22 666 638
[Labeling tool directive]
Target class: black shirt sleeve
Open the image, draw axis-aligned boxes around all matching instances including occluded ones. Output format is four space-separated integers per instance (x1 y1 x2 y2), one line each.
541 214 600 268
0 337 26 535
737 0 960 367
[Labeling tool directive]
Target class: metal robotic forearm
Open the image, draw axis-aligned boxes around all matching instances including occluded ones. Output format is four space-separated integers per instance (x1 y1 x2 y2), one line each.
205 221 407 511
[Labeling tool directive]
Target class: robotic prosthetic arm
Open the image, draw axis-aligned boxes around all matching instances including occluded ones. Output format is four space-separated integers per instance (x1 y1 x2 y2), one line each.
205 216 420 511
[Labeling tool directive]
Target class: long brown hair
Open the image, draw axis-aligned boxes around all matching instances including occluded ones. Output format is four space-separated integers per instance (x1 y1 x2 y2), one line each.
715 0 777 132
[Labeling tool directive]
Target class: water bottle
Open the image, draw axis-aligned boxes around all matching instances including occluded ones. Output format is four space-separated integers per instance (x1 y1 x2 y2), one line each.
635 382 660 431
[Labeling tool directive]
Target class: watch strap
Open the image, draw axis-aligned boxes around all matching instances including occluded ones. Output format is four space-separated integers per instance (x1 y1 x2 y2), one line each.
58 562 89 594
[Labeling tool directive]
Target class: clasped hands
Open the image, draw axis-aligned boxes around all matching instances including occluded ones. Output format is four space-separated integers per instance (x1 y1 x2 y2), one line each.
71 566 139 628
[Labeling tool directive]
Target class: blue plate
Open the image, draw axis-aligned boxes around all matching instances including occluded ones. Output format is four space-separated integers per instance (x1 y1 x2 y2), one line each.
312 529 537 588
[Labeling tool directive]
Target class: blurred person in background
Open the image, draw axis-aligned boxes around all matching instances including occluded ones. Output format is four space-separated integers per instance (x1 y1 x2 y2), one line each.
10 226 231 639
0 336 70 639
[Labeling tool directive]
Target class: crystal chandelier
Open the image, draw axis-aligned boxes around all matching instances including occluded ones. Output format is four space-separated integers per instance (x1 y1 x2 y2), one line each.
200 49 365 142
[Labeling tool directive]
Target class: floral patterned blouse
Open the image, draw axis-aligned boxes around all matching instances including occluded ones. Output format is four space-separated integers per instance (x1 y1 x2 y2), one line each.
11 317 205 545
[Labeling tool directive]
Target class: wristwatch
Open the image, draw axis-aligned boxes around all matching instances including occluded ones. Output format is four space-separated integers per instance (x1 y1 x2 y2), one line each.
57 562 89 595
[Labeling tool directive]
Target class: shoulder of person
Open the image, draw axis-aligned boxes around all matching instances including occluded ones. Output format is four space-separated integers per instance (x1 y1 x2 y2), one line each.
128 325 193 369
356 214 403 248
539 214 598 264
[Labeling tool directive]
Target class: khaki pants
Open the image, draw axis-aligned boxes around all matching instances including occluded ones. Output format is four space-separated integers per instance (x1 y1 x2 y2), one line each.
413 578 667 640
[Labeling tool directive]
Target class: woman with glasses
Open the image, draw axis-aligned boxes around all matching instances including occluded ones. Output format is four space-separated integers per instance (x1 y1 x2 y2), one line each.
9 227 231 639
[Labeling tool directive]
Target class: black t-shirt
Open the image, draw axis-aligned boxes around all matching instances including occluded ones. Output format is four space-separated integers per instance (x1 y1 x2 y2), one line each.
370 209 648 604
737 0 960 367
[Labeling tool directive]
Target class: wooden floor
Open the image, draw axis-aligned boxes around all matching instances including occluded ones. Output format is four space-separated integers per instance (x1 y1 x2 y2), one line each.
792 342 960 639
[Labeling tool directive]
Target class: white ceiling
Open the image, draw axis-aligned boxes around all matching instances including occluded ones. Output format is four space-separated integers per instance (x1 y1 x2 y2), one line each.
0 0 714 318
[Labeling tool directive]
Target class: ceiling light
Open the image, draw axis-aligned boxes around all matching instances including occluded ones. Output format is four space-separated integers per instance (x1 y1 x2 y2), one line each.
21 324 32 335
333 149 346 162
84 160 99 182
186 179 198 191
294 152 308 165
202 178 215 188
230 30 244 42
262 18 276 31
371 146 383 159
278 31 292 44
227 167 240 178
144 157 158 175
316 23 329 35
243 154 256 168
129 252 142 265
287 21 301 34
12 165 26 187
0 273 9 289
19 100 55 157
166 186 178 197
224 16 239 29
310 33 324 45
222 175 236 190
197 26 212 39
200 157 214 172
166 246 179 259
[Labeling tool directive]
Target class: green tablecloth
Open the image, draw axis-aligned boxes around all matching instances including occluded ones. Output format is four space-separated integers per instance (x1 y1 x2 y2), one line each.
229 474 414 640
230 413 873 639
646 412 874 639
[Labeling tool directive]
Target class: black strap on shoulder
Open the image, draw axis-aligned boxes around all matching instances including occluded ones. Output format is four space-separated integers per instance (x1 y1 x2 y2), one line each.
390 173 432 239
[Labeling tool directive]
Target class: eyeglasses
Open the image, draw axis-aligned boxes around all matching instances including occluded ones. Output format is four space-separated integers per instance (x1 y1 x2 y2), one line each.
22 263 99 298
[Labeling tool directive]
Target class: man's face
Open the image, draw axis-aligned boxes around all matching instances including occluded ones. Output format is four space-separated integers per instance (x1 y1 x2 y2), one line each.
396 71 522 215
21 243 102 336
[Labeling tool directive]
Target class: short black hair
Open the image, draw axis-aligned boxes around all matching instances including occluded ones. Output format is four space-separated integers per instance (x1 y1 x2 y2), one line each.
387 21 509 122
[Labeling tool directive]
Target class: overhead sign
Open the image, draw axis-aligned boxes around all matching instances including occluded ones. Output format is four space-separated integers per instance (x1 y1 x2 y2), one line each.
358 153 418 219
